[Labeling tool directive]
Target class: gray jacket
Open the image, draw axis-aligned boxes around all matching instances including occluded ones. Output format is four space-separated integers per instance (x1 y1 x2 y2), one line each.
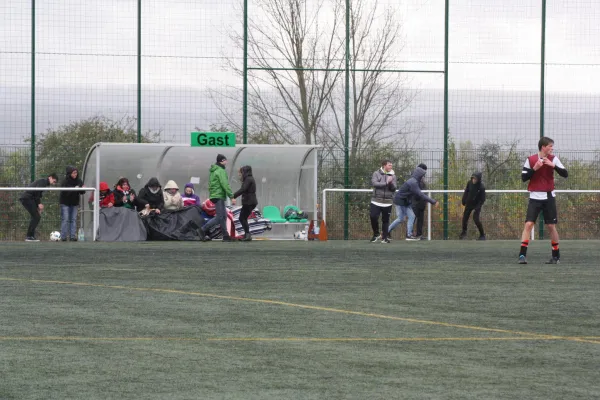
371 169 397 205
394 167 436 206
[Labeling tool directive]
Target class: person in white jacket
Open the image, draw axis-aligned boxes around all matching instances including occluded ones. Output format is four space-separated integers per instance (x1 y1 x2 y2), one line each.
163 180 183 211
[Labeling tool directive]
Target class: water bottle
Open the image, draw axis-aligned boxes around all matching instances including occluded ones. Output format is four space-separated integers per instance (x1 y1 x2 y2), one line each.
78 227 85 242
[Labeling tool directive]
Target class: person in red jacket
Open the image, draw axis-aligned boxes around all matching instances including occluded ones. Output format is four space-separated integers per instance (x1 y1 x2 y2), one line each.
518 137 568 265
88 182 115 208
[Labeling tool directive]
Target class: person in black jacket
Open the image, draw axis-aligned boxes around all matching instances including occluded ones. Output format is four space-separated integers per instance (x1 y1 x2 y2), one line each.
138 177 164 214
460 171 486 240
411 164 428 240
59 166 85 241
113 177 144 211
19 172 58 241
233 165 257 241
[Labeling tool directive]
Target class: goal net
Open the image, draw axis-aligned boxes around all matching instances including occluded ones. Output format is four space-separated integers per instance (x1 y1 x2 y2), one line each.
322 189 600 240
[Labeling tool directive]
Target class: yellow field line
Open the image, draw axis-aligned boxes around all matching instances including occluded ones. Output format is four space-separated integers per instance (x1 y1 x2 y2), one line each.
1 276 598 345
0 336 565 342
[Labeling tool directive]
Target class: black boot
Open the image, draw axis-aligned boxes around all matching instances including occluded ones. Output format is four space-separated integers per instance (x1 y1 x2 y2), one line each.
459 231 467 240
241 233 252 242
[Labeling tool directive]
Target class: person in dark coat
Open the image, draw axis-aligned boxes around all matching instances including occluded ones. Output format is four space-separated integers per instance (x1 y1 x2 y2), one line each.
233 165 257 241
389 165 438 240
113 177 144 211
460 172 486 240
19 172 58 241
59 166 85 241
138 177 164 214
411 163 428 240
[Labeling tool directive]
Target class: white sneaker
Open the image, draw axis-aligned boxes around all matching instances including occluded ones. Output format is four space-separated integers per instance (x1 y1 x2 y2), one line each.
405 235 419 241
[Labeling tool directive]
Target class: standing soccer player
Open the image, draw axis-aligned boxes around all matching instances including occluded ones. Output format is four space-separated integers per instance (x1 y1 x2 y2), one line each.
518 137 568 264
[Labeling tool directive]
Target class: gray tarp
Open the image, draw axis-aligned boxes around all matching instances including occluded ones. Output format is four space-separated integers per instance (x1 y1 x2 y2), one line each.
98 207 147 242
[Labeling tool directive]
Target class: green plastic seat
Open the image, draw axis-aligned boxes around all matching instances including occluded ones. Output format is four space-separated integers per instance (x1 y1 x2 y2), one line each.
262 205 287 223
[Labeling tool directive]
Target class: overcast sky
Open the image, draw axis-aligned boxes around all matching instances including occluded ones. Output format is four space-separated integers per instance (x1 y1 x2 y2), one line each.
1 0 599 149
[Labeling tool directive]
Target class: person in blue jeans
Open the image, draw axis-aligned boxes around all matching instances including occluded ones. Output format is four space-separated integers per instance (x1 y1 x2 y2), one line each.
59 166 85 241
389 164 438 240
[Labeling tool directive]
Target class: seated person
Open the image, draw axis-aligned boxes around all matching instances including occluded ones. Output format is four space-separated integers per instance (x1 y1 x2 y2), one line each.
182 183 201 207
113 177 144 210
138 177 164 214
88 181 115 208
163 180 183 211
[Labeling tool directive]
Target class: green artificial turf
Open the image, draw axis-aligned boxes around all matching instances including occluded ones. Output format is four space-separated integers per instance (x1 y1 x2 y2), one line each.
1 240 599 399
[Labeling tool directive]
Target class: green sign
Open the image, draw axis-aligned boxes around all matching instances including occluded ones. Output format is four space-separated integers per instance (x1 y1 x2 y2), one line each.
191 132 236 147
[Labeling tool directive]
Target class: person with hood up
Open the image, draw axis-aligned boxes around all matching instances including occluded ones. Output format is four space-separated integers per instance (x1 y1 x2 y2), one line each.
233 165 257 241
138 177 164 214
88 182 115 208
370 159 397 244
59 166 85 241
19 172 59 242
201 154 236 241
389 164 438 241
411 163 429 240
182 183 201 207
460 172 486 240
163 180 183 211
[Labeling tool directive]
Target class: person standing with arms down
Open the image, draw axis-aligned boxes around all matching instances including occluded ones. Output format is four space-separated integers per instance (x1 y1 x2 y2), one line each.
460 171 486 241
59 166 85 241
518 137 568 265
19 172 58 241
201 154 236 241
369 159 397 244
233 165 257 242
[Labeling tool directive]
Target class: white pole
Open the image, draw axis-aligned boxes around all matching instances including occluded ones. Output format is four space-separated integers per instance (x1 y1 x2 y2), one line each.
322 189 328 225
94 145 100 241
427 190 432 241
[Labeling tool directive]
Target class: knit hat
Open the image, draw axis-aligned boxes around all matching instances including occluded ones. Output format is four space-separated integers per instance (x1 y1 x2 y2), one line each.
217 154 227 164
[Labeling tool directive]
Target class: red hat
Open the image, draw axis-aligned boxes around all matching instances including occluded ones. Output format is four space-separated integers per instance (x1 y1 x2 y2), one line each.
99 182 110 191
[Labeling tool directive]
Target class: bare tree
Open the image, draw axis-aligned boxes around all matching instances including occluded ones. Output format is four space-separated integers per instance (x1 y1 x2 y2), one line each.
212 0 344 144
211 0 414 151
321 0 417 160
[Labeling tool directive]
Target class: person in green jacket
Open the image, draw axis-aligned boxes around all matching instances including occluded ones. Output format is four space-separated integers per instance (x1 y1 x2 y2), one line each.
201 154 237 241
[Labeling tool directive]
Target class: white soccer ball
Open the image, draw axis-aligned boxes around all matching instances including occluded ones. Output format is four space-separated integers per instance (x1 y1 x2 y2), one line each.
293 230 307 240
49 231 61 242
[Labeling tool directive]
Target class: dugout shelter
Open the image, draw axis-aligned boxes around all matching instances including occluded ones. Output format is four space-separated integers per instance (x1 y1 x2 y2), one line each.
80 143 319 240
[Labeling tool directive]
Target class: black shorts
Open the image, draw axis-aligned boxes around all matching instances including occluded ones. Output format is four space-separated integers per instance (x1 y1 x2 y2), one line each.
525 197 558 224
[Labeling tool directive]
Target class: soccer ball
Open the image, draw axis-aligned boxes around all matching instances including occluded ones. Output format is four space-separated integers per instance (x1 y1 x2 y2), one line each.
293 230 306 240
49 231 61 241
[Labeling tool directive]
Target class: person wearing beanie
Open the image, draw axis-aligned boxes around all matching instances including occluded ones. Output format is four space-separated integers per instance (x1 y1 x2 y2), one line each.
201 154 236 241
411 163 429 240
460 171 487 240
389 164 438 241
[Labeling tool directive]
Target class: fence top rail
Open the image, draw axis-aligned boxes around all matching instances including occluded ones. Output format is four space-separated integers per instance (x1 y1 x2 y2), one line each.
0 187 96 191
322 189 600 193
